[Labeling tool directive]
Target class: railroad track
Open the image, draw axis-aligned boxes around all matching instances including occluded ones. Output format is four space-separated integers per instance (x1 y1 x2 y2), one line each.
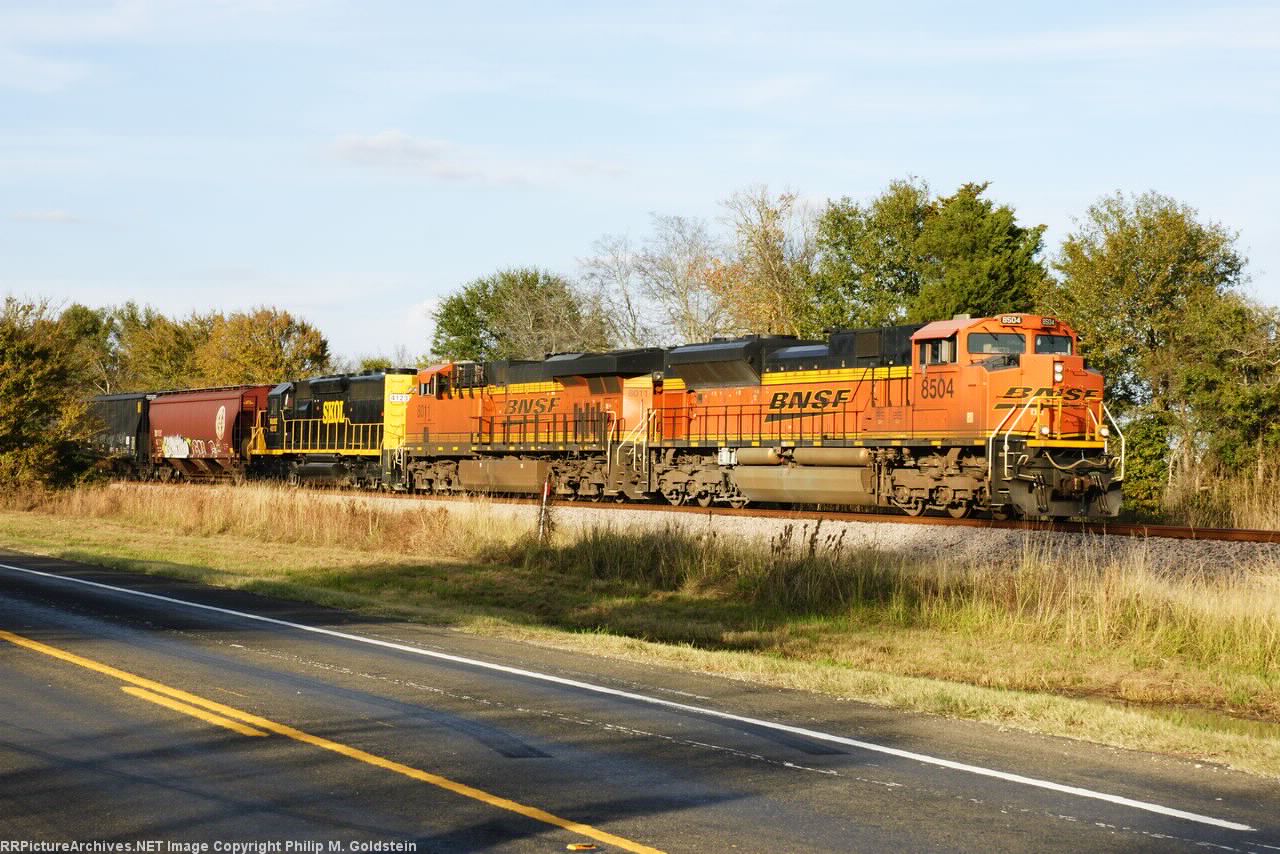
120 481 1280 545
545 497 1280 544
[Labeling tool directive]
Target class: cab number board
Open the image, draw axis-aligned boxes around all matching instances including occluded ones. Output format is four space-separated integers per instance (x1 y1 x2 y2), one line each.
919 377 954 400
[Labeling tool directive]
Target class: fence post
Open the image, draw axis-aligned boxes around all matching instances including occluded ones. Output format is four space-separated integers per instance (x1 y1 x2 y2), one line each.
537 475 552 543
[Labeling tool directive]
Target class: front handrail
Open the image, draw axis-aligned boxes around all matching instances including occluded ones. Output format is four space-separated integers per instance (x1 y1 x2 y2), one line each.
1003 394 1044 479
1085 404 1127 482
1102 402 1126 482
989 393 1044 481
987 398 1027 485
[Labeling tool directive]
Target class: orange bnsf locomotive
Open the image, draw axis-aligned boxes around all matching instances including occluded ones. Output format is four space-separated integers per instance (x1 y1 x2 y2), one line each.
91 314 1124 519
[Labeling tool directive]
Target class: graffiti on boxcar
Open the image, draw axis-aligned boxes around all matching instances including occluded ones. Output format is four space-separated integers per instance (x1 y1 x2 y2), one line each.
162 435 190 458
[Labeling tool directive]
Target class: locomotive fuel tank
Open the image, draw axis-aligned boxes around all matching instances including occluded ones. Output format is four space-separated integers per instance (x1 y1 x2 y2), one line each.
731 464 878 506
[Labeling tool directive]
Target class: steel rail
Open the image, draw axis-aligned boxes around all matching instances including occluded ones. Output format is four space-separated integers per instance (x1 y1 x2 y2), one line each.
117 481 1280 545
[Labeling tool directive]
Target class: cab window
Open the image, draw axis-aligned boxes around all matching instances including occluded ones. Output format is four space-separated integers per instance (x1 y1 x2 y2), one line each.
427 375 451 397
918 336 957 366
968 332 1025 355
1035 334 1073 355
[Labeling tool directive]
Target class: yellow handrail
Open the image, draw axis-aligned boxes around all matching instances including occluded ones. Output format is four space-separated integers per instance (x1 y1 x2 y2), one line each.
278 417 384 453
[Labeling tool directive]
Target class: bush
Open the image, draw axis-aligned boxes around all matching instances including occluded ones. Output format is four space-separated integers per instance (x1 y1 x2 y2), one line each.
0 298 92 488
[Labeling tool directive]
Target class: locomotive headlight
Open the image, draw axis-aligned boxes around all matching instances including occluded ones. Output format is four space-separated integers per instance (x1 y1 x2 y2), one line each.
1040 426 1051 436
1053 362 1064 382
1100 426 1111 438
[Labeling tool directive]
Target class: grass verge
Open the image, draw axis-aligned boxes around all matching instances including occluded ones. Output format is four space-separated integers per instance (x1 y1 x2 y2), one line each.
3 483 1279 777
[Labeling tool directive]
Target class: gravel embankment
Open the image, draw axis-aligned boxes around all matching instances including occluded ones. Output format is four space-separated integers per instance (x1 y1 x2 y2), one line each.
346 494 1280 573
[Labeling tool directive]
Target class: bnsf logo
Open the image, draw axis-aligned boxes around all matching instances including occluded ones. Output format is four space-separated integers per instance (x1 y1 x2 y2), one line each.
505 397 561 415
1001 386 1102 402
321 400 345 424
769 389 852 410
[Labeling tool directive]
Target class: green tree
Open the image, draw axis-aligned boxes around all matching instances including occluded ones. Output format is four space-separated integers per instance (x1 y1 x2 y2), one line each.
909 182 1046 322
431 268 610 361
115 303 213 390
815 177 932 328
431 288 492 361
59 303 123 394
814 179 1044 327
194 307 330 385
1160 293 1280 471
0 298 92 487
1046 191 1247 411
1046 191 1251 514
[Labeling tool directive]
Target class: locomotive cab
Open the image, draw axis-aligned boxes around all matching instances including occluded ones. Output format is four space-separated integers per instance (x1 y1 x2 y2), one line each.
912 314 1124 518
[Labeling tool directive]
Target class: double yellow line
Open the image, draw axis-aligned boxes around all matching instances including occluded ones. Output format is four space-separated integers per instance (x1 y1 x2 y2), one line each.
1 629 663 854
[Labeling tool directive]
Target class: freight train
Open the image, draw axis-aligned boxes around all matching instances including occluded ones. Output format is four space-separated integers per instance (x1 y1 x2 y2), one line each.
92 314 1125 519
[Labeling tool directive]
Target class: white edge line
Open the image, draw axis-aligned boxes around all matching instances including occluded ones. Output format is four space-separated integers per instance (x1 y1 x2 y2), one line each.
0 560 1255 833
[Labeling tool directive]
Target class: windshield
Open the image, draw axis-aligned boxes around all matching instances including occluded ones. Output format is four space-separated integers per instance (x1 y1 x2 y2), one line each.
968 332 1025 355
1035 334 1073 355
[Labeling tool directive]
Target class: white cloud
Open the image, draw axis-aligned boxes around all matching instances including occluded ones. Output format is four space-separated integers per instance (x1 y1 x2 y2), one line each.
0 48 92 92
729 73 823 109
618 5 1280 61
10 209 82 223
332 131 483 181
332 130 626 187
0 0 315 45
0 1 147 45
0 0 321 91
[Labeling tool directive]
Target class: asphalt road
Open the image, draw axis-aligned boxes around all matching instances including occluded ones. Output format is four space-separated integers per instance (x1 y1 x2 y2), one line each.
2 549 1277 853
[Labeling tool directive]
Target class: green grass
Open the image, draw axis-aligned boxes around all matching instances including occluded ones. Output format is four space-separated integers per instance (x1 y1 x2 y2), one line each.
3 482 1280 777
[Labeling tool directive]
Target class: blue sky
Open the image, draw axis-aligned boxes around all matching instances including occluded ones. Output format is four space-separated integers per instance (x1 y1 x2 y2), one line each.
3 0 1278 360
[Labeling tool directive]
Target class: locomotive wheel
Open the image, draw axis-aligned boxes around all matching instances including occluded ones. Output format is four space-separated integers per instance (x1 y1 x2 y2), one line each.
694 491 714 508
661 488 684 505
946 503 972 519
899 499 926 517
727 497 749 509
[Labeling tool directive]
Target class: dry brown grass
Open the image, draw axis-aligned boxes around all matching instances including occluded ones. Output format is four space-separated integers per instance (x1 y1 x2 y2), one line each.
4 482 1280 774
1164 457 1280 530
6 482 521 556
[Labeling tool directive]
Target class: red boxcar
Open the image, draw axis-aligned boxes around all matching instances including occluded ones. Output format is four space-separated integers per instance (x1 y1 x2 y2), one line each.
149 386 272 479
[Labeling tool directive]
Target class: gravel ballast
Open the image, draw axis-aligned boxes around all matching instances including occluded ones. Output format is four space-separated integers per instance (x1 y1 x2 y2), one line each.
347 494 1280 573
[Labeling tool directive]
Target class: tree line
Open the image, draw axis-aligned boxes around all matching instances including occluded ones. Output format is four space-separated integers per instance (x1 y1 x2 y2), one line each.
0 303 332 488
3 178 1277 516
57 304 331 393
